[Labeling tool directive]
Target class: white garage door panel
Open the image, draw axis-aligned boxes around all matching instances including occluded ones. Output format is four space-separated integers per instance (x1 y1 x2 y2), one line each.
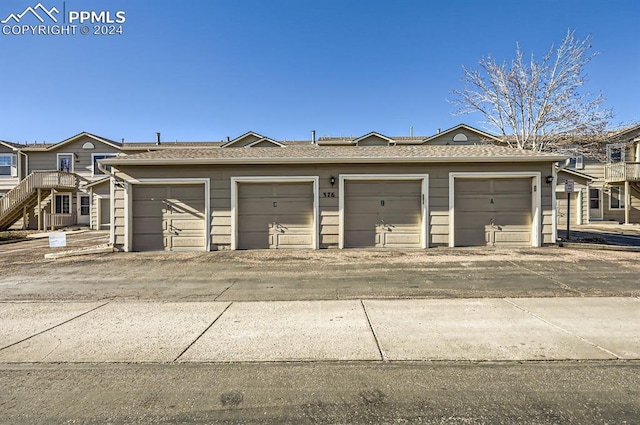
132 184 205 252
344 180 422 248
455 178 532 247
238 182 314 249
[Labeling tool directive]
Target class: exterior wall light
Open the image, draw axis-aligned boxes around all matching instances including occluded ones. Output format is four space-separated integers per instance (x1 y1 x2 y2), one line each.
545 175 554 185
330 176 336 186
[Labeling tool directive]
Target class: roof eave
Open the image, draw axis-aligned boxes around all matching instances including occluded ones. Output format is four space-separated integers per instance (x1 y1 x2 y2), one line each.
104 155 566 166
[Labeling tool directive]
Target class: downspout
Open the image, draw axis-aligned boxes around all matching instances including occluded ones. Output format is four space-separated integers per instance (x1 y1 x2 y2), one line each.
97 160 120 247
18 150 29 178
552 158 572 242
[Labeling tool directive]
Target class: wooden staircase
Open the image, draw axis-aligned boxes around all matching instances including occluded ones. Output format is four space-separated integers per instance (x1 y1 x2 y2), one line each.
0 171 77 230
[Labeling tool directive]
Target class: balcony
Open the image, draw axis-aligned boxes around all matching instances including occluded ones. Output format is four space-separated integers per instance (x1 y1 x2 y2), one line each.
604 162 640 183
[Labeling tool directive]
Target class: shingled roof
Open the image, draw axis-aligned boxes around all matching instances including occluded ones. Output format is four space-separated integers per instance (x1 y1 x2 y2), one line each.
102 144 566 165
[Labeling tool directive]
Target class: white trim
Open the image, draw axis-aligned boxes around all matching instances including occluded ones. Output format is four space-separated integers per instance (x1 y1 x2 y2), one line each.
56 153 74 172
230 176 320 250
46 132 121 151
338 174 429 249
54 192 72 214
448 172 542 248
576 189 583 225
608 185 626 210
551 168 557 241
352 132 396 146
110 178 115 245
94 193 110 230
222 131 265 148
91 153 118 177
244 138 286 148
587 186 603 221
124 178 211 252
422 123 503 143
76 193 91 225
0 153 18 177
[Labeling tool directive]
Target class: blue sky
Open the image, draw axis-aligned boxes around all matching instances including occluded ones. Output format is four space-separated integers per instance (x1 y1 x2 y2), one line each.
0 0 638 143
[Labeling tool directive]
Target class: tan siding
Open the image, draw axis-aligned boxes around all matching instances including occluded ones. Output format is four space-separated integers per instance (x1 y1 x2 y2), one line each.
111 161 556 250
425 128 488 145
113 185 126 247
25 137 123 183
225 134 261 147
582 161 605 180
357 135 390 146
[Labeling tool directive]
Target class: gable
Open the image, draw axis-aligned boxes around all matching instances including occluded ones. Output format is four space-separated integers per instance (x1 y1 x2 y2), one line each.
222 132 263 148
353 132 395 146
423 124 500 146
41 132 122 152
247 139 285 148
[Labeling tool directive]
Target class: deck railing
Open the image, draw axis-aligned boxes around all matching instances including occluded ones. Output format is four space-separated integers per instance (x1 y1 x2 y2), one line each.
44 212 77 229
0 171 77 218
604 162 640 183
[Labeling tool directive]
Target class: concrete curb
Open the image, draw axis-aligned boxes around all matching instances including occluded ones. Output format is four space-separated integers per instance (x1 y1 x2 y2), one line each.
44 244 115 259
27 229 92 240
560 242 640 252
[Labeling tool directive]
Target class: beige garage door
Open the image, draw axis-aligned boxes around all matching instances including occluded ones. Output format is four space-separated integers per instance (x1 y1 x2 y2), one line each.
132 184 206 252
556 192 578 226
238 182 314 249
344 180 422 248
455 178 532 247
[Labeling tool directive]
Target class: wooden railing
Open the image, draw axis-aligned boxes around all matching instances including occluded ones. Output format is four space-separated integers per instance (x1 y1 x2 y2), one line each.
44 212 77 229
604 162 640 182
0 171 77 218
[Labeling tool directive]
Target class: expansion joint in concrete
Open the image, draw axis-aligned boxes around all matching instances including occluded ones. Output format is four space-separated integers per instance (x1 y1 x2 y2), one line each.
0 301 110 352
503 298 622 360
173 302 233 362
360 300 386 361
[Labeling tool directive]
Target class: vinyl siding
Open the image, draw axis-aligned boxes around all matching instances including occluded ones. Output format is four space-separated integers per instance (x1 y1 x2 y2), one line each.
112 161 556 250
425 128 490 145
24 137 138 184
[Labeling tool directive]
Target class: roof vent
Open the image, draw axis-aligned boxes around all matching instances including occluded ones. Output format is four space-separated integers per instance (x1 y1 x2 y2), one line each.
156 132 161 145
312 130 316 145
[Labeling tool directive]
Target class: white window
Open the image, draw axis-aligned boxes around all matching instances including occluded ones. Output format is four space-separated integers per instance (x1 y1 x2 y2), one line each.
0 154 17 177
92 154 117 175
452 133 468 142
57 154 74 172
606 144 625 163
568 153 584 170
55 194 71 214
610 186 625 209
589 188 600 209
80 195 90 216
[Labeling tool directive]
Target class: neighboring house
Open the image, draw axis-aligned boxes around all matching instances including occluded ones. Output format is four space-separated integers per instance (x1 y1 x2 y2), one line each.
0 132 222 231
555 168 593 226
561 125 640 224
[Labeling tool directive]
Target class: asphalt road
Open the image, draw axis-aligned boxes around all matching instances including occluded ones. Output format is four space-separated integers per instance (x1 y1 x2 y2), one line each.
558 229 640 246
1 362 638 424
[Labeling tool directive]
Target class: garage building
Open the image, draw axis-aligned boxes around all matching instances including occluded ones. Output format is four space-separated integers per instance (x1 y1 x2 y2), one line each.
101 140 564 252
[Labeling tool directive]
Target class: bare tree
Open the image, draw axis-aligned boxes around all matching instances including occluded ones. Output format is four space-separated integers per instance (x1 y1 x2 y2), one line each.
450 30 613 154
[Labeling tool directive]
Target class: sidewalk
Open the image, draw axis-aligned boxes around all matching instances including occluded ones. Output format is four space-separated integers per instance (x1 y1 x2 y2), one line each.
1 297 638 363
